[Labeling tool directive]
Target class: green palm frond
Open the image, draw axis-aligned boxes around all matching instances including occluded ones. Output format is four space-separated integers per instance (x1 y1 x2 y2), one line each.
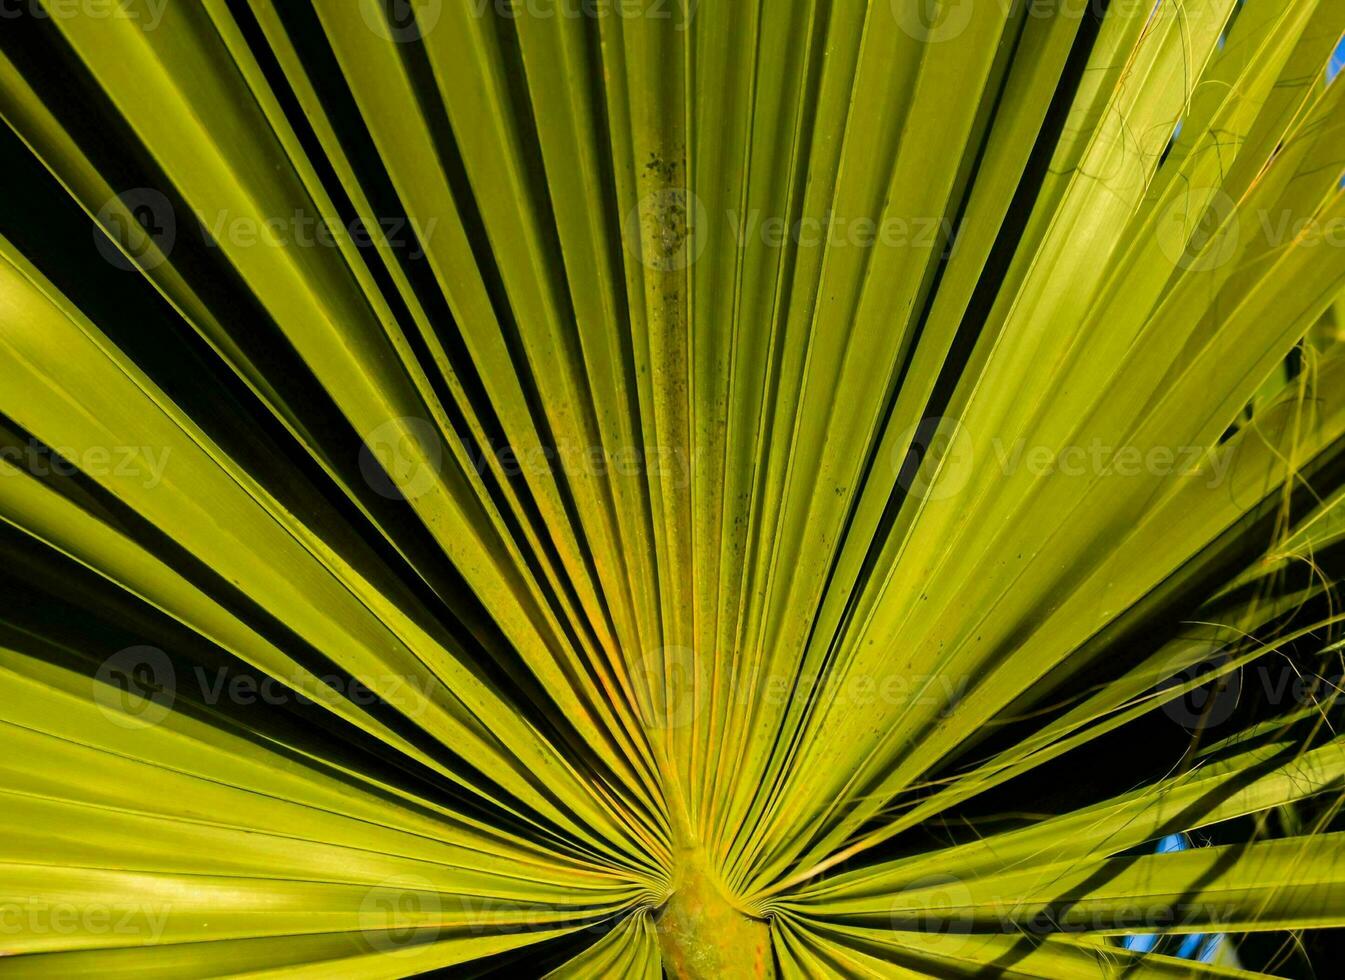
2 0 1345 976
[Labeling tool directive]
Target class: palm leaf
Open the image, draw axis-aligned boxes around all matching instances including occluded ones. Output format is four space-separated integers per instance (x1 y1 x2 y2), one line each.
1 0 1345 976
